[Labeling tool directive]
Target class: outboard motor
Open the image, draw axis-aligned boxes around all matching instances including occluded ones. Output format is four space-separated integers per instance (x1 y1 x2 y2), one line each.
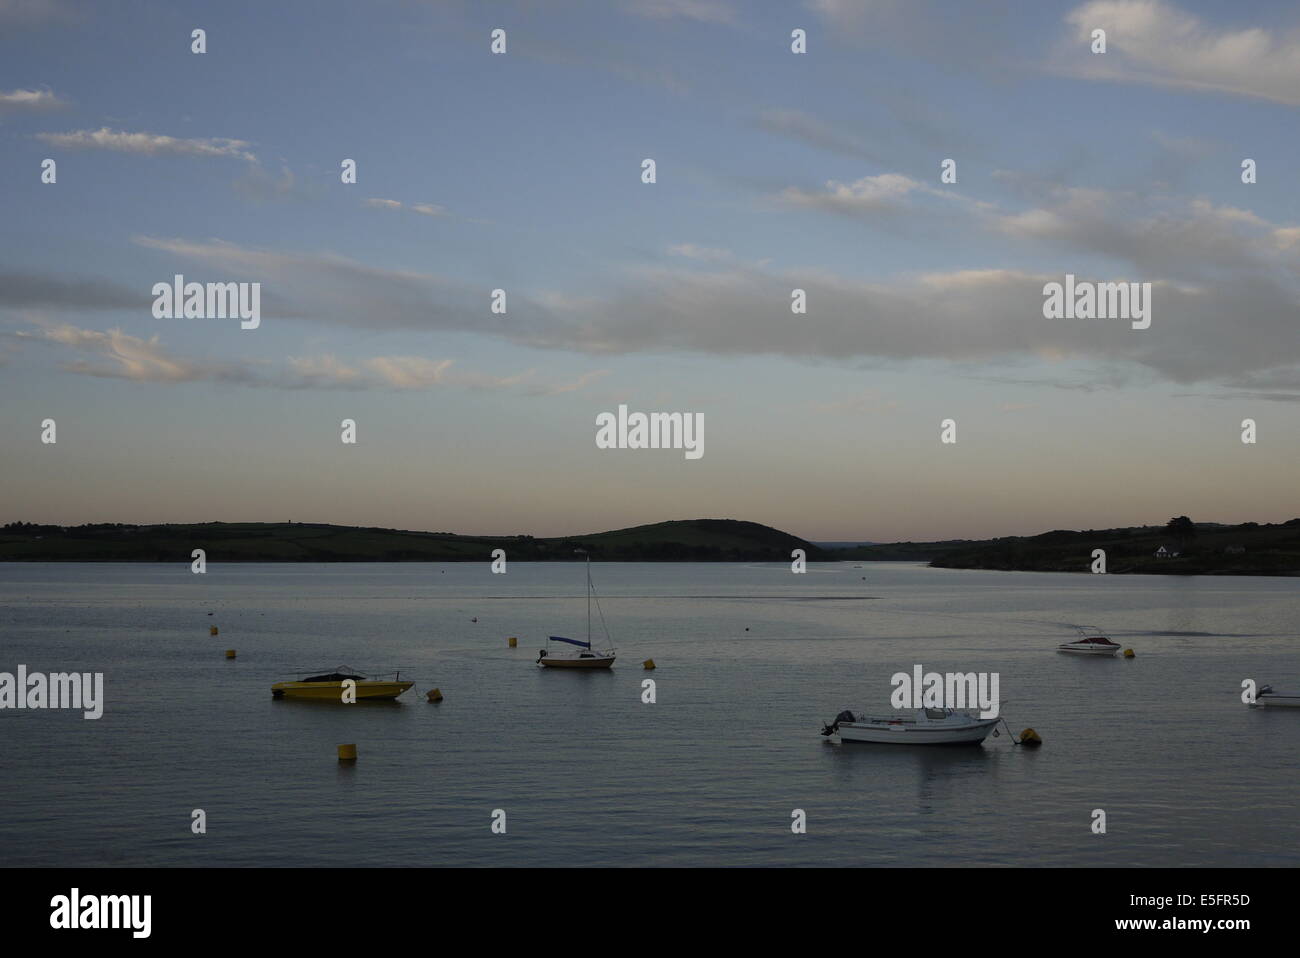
537 649 548 664
821 709 857 736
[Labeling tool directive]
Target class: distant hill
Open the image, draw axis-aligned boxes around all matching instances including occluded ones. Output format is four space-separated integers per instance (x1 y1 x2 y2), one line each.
0 518 831 563
831 521 1300 575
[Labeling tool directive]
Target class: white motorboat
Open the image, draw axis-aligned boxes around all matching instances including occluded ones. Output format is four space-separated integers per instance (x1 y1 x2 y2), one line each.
820 707 1000 745
1057 628 1121 656
1252 685 1300 708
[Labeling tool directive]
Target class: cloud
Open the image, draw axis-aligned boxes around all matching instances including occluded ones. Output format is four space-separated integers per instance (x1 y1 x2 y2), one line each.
34 128 256 161
526 369 611 396
754 108 889 163
364 198 449 218
0 87 67 114
667 243 739 264
233 164 305 203
285 354 362 387
779 172 953 218
808 0 1019 71
19 324 254 384
989 179 1300 283
516 261 1300 387
362 356 455 389
1064 0 1300 104
17 321 607 395
124 203 1300 391
0 271 147 310
133 235 481 333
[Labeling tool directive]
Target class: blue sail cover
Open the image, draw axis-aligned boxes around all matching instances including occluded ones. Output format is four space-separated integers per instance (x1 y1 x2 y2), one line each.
549 636 591 649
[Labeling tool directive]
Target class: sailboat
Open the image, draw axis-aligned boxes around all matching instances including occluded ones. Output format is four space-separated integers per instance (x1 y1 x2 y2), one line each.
537 551 616 669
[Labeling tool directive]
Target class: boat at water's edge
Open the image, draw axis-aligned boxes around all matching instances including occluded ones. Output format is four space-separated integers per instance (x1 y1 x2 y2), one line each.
271 669 413 700
1058 627 1121 656
538 550 617 669
1252 685 1300 708
821 707 1000 745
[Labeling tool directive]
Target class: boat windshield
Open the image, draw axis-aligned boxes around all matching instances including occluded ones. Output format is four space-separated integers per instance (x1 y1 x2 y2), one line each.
302 672 365 682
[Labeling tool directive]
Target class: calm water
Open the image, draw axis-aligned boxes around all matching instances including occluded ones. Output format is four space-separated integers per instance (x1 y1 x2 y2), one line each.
1 561 1297 867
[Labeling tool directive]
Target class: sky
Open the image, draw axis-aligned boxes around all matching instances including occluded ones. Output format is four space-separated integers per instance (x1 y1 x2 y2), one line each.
2 0 1298 542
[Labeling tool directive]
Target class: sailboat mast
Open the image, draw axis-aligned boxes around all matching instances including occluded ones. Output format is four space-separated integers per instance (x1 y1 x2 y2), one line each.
586 552 592 645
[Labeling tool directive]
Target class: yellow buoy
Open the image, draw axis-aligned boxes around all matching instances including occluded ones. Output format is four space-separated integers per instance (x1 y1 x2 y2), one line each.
224 649 236 659
1123 648 1135 658
642 659 656 670
508 636 517 648
337 744 357 762
210 626 219 636
1019 728 1043 747
427 688 443 703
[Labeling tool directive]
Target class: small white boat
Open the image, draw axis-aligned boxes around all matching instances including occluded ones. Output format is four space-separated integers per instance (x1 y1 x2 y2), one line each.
538 551 616 669
1057 628 1121 656
820 707 1000 745
1252 685 1300 708
537 640 616 669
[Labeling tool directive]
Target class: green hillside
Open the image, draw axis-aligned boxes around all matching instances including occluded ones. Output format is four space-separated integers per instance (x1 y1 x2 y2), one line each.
833 518 1300 576
0 518 830 563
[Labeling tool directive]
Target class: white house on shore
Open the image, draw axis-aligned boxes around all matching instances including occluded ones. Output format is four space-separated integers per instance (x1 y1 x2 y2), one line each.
1154 545 1182 558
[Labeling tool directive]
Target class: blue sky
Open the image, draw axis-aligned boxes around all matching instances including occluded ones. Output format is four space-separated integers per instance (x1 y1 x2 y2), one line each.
3 0 1299 540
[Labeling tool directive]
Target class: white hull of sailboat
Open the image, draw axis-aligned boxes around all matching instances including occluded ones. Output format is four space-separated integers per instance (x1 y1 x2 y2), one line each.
538 652 615 669
835 720 998 745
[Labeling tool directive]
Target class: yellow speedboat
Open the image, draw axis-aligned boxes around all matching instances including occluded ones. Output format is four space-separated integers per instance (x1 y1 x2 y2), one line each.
271 669 413 701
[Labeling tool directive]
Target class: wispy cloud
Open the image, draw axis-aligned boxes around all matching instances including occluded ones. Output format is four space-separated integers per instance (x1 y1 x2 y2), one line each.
35 128 257 161
779 172 956 218
0 271 147 310
17 322 609 395
0 87 67 113
754 108 889 163
121 190 1300 390
18 324 255 384
364 198 448 217
1063 0 1300 105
